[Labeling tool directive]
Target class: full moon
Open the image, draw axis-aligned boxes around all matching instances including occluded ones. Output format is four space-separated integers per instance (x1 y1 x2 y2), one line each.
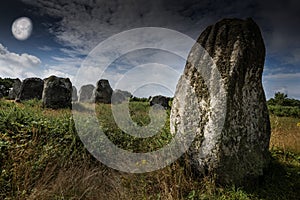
11 17 33 41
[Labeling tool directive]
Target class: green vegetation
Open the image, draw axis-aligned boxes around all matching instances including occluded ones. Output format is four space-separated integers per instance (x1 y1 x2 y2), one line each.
95 102 172 152
0 99 299 199
267 92 300 118
0 77 16 96
268 105 300 118
268 92 300 107
130 96 149 102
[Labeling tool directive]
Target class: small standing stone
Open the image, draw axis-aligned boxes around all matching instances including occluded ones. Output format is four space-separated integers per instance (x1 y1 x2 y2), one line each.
149 95 170 109
0 85 5 98
72 86 78 102
78 84 95 102
8 78 21 100
93 79 113 104
111 89 132 104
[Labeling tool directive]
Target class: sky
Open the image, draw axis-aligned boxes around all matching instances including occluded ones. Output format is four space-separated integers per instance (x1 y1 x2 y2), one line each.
0 0 299 99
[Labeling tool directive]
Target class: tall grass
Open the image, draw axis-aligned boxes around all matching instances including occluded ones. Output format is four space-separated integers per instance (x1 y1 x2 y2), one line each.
269 115 300 153
0 99 299 199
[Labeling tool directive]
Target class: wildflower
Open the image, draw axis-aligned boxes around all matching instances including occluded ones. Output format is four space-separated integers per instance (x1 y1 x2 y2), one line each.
135 159 147 166
297 122 300 127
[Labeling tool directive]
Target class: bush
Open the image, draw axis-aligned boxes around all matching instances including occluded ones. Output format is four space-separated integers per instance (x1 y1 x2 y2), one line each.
0 77 15 96
268 105 300 118
130 96 149 102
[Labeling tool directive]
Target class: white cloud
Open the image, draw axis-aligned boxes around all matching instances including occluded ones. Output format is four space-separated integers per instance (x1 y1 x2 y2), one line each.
38 45 53 51
42 68 75 81
263 73 300 99
43 57 81 81
0 43 42 78
69 26 194 97
0 43 77 82
263 72 300 79
40 55 82 84
109 63 181 97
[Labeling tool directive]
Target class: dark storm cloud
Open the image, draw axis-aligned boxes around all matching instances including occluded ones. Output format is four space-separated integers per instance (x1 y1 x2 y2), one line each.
17 0 300 59
257 0 300 68
20 0 258 56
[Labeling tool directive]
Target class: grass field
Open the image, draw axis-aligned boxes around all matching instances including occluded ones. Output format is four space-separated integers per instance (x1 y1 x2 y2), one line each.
0 99 299 199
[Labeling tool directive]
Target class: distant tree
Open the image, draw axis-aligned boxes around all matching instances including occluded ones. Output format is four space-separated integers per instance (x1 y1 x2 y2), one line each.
268 92 300 108
129 96 149 102
274 92 287 106
0 77 15 96
267 98 276 106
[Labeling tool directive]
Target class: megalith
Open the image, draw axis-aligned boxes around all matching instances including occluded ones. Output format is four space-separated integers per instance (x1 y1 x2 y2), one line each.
42 76 72 109
170 18 271 185
17 78 44 101
111 89 132 104
78 84 95 102
8 78 21 100
93 79 113 104
149 95 170 109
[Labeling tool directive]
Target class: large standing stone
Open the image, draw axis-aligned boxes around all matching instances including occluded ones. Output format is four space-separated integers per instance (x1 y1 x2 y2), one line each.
78 84 95 102
42 76 72 109
17 78 44 101
170 18 271 185
93 79 113 104
149 95 170 109
72 86 78 102
111 89 132 104
8 78 21 100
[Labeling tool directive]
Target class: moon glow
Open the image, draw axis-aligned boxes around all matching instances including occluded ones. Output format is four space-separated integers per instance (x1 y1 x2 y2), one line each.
12 17 33 41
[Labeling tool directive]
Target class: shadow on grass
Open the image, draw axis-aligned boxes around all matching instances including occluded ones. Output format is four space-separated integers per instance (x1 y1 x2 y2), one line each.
245 150 300 200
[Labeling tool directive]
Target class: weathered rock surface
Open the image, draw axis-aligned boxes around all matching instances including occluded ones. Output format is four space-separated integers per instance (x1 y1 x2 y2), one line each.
149 95 170 109
111 89 132 104
170 18 271 185
0 85 5 98
17 78 44 101
8 79 21 100
72 86 78 102
78 84 95 102
42 76 72 109
93 79 113 104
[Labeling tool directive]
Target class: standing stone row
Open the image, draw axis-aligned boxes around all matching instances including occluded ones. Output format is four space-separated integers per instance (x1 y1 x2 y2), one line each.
12 76 72 109
77 79 132 104
11 77 132 108
7 76 167 108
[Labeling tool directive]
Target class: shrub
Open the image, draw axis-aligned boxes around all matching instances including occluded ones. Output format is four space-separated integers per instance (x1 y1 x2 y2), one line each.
268 105 300 118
